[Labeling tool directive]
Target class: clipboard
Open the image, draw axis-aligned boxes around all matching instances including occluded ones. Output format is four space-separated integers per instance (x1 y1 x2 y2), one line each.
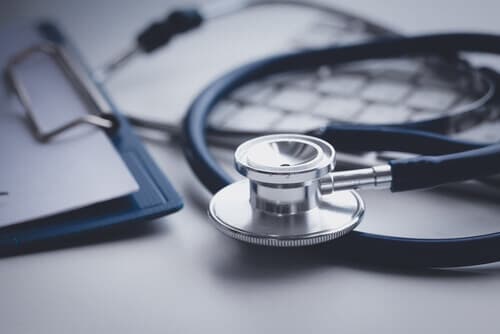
0 21 183 249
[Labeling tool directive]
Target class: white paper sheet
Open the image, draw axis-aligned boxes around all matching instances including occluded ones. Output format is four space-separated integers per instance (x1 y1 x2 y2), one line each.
0 45 139 227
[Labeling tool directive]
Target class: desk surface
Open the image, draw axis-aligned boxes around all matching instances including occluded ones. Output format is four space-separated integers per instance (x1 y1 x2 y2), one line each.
2 1 500 333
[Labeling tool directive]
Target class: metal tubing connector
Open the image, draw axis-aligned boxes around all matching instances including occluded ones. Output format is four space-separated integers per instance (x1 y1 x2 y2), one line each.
319 165 392 195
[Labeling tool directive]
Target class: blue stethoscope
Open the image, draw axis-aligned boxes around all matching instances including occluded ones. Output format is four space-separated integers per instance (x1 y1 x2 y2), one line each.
180 34 500 267
102 1 500 267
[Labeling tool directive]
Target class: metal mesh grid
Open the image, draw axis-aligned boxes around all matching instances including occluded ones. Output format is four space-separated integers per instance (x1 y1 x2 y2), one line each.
208 13 500 147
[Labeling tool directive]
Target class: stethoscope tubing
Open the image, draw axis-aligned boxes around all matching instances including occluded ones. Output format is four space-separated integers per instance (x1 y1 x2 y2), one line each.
183 33 500 267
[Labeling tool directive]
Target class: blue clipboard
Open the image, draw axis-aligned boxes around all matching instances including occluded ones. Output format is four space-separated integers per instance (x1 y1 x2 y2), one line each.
0 21 183 250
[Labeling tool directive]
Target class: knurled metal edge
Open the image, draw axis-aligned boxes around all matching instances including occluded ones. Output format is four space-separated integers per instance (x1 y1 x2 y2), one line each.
208 191 365 247
211 220 361 247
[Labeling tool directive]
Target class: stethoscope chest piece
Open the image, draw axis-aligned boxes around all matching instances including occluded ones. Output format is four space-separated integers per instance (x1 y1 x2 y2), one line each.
209 134 365 247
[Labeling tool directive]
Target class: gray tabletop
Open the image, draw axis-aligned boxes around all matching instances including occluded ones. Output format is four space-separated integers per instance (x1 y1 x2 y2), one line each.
2 1 500 333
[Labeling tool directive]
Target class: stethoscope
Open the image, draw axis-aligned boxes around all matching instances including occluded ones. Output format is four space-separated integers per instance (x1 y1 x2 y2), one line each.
100 1 500 267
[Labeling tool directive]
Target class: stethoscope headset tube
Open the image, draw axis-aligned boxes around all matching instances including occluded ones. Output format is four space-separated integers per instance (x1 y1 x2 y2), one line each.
183 33 500 267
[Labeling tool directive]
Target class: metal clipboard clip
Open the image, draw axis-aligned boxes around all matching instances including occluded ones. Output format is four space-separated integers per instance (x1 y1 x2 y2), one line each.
4 43 119 142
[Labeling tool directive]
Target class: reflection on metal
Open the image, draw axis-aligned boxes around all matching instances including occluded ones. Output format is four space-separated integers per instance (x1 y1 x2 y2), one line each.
209 134 378 247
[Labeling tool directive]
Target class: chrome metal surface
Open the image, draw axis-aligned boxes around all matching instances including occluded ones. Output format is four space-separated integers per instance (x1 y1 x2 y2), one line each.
209 134 373 246
235 134 335 184
209 180 364 247
320 164 392 193
4 44 118 142
250 180 321 215
236 134 336 218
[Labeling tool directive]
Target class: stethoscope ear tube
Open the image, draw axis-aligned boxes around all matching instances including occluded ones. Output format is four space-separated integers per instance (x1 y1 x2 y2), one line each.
336 230 500 268
310 125 500 192
309 125 483 154
183 33 500 267
391 143 500 191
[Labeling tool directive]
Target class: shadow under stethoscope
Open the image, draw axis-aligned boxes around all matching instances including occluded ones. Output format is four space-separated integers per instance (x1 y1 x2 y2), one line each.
142 135 500 279
183 179 500 282
205 231 500 283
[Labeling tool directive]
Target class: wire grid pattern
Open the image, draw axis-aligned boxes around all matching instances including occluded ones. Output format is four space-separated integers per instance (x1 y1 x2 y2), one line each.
208 13 500 145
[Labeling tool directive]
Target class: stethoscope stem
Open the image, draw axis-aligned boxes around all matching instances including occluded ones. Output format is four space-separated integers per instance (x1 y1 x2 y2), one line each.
320 164 392 194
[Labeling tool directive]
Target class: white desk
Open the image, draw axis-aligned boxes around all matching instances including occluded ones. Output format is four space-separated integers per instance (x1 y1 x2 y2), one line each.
1 1 500 333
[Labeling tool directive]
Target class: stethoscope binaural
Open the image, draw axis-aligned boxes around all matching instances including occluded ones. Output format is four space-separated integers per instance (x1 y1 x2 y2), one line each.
98 1 500 266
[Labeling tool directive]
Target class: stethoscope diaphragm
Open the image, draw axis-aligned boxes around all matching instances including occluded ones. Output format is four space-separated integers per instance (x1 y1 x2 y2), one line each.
208 134 365 246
